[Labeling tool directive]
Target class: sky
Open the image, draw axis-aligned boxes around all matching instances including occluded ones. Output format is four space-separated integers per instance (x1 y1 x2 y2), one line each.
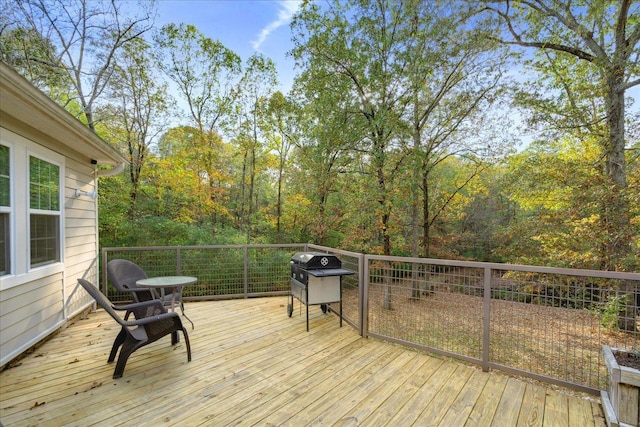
154 0 302 92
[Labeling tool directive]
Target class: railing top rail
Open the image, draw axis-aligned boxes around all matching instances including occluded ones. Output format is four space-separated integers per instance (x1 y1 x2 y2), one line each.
364 254 640 281
102 243 307 253
307 244 364 259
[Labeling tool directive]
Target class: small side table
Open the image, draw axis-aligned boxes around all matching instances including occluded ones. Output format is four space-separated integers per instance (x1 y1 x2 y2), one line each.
137 276 196 329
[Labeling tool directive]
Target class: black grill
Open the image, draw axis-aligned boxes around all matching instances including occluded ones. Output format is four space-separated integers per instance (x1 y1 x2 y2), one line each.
288 252 354 331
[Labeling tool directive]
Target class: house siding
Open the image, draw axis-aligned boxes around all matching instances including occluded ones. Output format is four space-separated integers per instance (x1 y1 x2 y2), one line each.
0 272 65 363
0 129 100 367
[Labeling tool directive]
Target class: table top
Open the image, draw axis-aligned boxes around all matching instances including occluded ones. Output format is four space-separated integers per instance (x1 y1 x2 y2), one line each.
136 276 197 287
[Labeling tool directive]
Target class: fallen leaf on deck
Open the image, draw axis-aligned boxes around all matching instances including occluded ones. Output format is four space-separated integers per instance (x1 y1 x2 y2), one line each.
30 401 45 410
88 381 102 390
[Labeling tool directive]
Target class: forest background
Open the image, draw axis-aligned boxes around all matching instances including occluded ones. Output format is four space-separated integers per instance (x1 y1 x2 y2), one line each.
2 0 639 272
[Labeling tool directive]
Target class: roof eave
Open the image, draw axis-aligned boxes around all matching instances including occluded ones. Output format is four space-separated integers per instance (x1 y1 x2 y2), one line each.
0 61 127 167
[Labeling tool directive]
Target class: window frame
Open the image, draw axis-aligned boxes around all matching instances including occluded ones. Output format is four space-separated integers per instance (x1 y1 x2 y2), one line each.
0 129 65 289
28 154 62 267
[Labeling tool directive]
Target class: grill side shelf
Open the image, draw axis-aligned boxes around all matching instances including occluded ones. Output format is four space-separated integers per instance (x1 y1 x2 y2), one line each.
305 268 354 277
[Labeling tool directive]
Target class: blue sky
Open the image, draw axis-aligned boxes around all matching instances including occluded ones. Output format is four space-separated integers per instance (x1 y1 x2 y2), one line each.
155 0 301 92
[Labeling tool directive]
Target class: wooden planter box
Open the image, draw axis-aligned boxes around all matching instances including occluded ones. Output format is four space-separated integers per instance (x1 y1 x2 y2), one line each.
602 345 640 427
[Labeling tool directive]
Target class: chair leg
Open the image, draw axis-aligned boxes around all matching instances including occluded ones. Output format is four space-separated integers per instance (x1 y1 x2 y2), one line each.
108 328 127 362
181 327 192 362
181 302 195 329
113 340 142 379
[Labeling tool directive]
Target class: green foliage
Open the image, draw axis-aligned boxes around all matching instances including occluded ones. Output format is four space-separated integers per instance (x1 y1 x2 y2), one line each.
596 294 629 331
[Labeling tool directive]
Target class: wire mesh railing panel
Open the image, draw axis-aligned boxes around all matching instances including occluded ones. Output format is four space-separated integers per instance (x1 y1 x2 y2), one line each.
339 255 361 329
366 260 485 360
246 246 302 294
102 245 306 301
179 247 245 297
489 270 640 390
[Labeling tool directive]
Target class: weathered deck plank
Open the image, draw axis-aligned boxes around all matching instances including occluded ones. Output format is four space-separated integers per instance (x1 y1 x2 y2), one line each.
0 297 606 426
465 372 508 426
491 377 528 426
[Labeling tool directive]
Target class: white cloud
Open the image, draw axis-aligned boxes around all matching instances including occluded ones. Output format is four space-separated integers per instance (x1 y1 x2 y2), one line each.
251 0 301 51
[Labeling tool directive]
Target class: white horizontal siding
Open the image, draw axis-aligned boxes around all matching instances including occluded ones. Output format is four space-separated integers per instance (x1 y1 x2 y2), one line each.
0 273 64 363
0 134 99 367
62 156 98 328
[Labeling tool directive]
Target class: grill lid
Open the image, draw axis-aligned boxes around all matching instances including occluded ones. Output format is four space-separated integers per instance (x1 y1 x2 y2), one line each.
291 252 342 270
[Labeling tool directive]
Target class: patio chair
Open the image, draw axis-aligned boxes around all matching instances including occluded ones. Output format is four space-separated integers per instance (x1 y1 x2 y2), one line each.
107 259 155 303
77 278 192 379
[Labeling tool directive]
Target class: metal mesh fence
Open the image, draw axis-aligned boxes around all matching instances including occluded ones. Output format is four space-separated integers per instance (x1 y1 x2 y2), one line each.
102 245 306 302
101 245 639 392
366 261 485 359
489 270 638 390
365 256 640 392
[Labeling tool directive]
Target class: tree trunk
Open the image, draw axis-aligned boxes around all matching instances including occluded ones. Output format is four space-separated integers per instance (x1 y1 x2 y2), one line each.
422 172 431 259
603 70 632 270
411 117 422 300
276 165 283 234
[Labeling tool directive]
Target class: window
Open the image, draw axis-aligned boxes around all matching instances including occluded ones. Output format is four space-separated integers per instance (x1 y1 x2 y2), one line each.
0 132 66 287
0 144 8 206
29 155 60 267
0 144 9 275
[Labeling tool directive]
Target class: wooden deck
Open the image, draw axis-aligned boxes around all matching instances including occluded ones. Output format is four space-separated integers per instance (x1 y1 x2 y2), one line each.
1 297 606 426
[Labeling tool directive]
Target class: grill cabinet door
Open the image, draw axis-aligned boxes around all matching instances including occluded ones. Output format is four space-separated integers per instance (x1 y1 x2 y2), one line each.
307 275 340 304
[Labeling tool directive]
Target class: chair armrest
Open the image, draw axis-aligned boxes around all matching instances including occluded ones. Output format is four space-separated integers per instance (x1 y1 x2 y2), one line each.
123 311 179 327
114 299 167 319
113 299 164 312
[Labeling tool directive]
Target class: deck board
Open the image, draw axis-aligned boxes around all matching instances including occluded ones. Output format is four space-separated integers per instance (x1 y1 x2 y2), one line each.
0 297 606 426
465 372 508 426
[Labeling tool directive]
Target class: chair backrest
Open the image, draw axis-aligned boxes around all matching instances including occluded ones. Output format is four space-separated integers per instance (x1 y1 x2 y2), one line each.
77 279 125 326
107 259 148 292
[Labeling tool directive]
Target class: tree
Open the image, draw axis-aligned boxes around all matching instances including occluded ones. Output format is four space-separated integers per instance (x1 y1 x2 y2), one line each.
154 23 242 134
264 91 296 237
401 1 511 258
229 53 278 242
289 66 362 246
292 0 414 258
292 0 516 308
0 25 70 100
106 37 171 219
155 126 233 226
154 23 242 231
8 0 156 131
480 0 640 270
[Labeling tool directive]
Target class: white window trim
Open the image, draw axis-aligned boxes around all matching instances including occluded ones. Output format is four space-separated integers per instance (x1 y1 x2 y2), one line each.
28 153 63 268
0 130 65 290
